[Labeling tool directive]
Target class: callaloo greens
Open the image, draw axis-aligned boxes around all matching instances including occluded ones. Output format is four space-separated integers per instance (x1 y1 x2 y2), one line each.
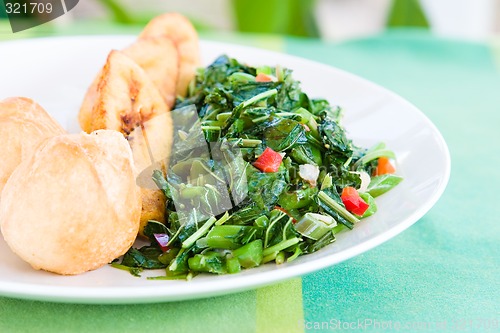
114 55 402 279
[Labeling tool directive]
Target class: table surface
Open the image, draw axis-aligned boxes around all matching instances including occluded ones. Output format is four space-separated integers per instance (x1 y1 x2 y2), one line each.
0 23 499 333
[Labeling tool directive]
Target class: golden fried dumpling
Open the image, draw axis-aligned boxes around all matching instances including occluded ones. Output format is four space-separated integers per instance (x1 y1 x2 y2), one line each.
0 130 141 275
0 97 65 198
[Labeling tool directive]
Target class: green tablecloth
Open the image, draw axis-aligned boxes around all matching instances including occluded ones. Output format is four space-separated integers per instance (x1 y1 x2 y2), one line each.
0 24 499 333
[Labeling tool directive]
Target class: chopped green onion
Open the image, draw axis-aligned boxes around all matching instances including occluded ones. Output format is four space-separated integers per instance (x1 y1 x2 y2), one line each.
320 173 333 190
232 239 263 268
251 115 270 123
275 65 284 81
215 211 230 226
227 138 262 148
308 230 336 252
166 225 184 247
226 257 242 274
295 107 319 138
241 139 262 147
263 237 300 257
240 89 277 109
167 248 185 271
201 125 221 141
262 252 278 264
182 216 217 249
216 112 233 122
200 125 222 131
206 225 248 249
196 237 209 248
188 252 226 274
254 215 269 228
228 72 256 83
275 251 286 265
318 191 360 225
294 213 337 240
353 149 396 169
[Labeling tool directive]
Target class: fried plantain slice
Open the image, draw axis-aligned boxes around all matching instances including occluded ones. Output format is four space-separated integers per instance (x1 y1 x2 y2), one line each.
123 37 179 109
79 37 179 132
85 50 173 236
139 12 201 97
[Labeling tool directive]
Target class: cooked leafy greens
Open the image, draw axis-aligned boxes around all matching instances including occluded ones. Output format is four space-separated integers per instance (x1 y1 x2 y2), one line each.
116 55 402 279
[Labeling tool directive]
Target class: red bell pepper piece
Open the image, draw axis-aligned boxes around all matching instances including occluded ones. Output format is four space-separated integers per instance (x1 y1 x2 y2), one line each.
253 147 283 173
341 186 370 216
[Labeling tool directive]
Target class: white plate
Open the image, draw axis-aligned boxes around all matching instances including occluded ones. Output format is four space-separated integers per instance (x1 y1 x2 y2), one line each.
0 36 450 304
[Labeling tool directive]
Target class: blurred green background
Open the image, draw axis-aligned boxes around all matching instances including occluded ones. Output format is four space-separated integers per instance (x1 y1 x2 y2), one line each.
95 0 431 35
0 0 433 39
0 0 499 41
